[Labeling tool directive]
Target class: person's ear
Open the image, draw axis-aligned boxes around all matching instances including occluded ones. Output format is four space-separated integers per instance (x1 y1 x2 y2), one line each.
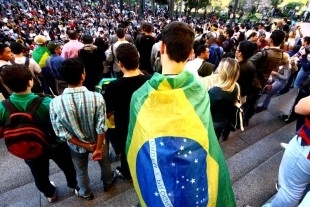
160 41 165 54
118 61 124 68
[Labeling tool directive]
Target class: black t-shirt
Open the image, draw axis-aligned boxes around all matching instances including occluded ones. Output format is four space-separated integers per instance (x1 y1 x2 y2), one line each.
208 85 237 124
104 75 150 142
78 46 106 91
136 35 155 73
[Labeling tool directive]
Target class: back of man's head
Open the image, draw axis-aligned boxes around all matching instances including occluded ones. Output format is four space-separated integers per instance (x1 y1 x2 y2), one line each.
59 58 84 85
162 22 195 63
116 28 125 39
10 42 24 54
82 34 93 44
270 30 285 46
116 43 139 70
208 36 216 44
0 64 32 92
303 36 310 45
196 44 207 57
144 23 153 33
68 30 78 40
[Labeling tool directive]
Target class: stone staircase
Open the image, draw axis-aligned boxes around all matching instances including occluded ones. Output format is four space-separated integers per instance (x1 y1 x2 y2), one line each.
0 89 298 207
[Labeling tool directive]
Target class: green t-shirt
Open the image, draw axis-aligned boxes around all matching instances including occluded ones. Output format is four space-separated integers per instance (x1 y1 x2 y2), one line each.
0 93 61 143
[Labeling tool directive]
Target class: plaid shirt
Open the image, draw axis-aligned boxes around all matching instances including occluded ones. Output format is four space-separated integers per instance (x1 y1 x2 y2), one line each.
50 86 107 153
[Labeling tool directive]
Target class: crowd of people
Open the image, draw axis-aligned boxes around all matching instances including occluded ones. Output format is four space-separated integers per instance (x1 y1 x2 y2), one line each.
0 0 310 206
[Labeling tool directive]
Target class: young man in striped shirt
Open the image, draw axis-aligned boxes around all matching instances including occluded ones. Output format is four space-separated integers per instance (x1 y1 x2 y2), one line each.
49 58 116 200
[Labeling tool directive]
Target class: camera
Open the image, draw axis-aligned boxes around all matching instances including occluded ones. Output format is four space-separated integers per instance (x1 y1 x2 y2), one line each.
305 47 310 55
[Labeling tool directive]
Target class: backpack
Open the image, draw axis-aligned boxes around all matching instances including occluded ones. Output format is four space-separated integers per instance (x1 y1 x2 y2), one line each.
153 51 162 73
2 97 51 160
197 61 214 77
208 45 221 68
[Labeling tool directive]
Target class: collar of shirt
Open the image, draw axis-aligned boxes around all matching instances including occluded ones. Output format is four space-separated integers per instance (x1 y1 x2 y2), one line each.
63 86 89 94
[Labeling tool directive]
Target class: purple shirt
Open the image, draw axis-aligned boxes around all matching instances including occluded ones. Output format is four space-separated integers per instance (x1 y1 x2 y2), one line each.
61 40 84 59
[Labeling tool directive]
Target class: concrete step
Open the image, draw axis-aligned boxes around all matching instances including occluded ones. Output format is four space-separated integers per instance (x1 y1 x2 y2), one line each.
233 151 283 207
0 89 299 206
227 121 295 184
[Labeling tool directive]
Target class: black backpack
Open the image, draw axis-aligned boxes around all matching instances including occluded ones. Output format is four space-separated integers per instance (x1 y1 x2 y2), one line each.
2 97 51 160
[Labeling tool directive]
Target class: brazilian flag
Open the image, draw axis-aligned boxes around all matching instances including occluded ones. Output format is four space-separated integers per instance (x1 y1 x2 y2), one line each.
32 46 50 68
126 71 236 207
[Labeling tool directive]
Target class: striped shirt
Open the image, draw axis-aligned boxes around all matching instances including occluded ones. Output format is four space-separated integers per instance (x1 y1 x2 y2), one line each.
49 86 107 153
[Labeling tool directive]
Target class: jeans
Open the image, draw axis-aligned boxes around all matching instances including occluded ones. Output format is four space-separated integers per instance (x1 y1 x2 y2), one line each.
25 142 77 197
70 140 113 196
268 136 310 207
260 80 286 109
294 67 310 88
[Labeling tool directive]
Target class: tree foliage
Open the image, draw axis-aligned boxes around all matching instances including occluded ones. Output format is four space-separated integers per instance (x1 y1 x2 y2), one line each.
184 0 211 16
270 0 284 8
155 0 169 4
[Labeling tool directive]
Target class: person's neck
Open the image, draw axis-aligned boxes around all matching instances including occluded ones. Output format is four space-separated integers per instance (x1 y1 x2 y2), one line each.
197 56 205 61
17 88 32 94
237 56 244 62
161 57 186 75
122 69 140 77
14 53 24 57
118 38 126 41
68 82 83 88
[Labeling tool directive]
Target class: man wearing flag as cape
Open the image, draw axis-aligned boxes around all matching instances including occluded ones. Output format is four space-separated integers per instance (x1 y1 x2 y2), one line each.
126 22 236 207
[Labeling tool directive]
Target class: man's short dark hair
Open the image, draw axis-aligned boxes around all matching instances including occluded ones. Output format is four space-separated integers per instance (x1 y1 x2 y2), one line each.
270 30 285 46
161 22 195 63
238 41 257 60
226 29 234 38
10 42 24 54
82 34 93 44
0 64 33 92
116 28 125 39
68 30 78 40
303 37 310 45
196 44 207 57
116 43 139 70
143 23 153 33
59 58 84 85
0 44 8 55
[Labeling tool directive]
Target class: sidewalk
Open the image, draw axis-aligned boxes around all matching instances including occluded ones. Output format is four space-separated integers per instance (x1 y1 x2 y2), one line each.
0 140 138 207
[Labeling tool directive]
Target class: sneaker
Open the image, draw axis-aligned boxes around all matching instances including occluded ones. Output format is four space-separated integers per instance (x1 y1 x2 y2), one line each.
47 181 57 203
280 142 288 149
69 186 79 193
115 167 133 183
74 189 94 200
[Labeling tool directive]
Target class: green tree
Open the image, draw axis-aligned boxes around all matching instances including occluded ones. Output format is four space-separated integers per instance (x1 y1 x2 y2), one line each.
270 0 283 9
183 0 210 16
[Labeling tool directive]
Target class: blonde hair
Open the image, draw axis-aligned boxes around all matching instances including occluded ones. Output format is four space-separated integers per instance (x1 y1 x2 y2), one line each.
216 58 240 92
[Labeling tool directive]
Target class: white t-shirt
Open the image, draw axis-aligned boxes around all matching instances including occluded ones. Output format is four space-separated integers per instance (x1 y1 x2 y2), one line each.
185 58 204 80
14 56 41 75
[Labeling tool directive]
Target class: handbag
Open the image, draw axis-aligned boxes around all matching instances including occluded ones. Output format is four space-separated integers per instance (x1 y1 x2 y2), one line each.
230 83 245 132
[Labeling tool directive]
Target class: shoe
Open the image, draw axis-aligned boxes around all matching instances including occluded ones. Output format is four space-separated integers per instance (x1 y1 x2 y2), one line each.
104 171 118 192
280 142 288 149
47 181 57 203
69 186 79 193
74 189 94 200
115 167 133 183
